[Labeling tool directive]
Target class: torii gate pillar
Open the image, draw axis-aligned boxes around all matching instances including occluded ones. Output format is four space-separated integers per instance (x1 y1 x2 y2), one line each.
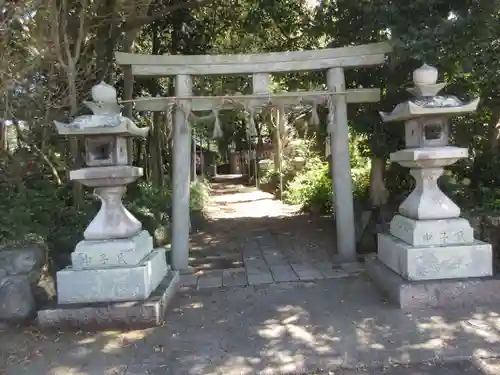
327 67 357 263
171 74 192 272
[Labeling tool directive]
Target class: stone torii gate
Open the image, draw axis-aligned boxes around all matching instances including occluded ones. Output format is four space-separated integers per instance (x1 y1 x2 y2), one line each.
115 42 392 272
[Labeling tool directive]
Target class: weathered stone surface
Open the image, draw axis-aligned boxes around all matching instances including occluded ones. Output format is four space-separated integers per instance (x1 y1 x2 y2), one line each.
245 258 269 275
262 249 287 266
179 274 198 287
247 273 273 285
222 268 247 287
290 263 324 281
198 275 222 289
72 230 153 270
269 265 299 282
313 262 350 278
366 256 500 309
390 215 474 246
378 232 492 281
57 249 168 304
0 247 45 278
37 272 179 330
0 275 35 320
0 246 46 321
340 261 365 274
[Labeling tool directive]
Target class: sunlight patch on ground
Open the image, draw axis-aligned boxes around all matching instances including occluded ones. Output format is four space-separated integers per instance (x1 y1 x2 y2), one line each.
207 188 301 219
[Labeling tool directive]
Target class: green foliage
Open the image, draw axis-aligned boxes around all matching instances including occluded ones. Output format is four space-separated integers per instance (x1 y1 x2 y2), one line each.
281 133 371 213
0 180 95 251
190 178 210 212
125 181 172 247
283 158 332 213
0 175 210 256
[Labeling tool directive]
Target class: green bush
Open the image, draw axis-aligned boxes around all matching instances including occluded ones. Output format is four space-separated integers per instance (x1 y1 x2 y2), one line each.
0 175 211 258
0 180 96 252
190 178 210 212
125 181 172 246
282 158 333 213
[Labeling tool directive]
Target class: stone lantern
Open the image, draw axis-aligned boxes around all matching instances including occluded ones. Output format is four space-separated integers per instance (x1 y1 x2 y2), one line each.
38 82 179 328
367 64 497 309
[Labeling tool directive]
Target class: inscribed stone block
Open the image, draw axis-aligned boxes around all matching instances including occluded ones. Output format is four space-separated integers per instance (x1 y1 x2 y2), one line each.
390 215 473 247
72 230 153 270
378 232 493 281
57 249 167 304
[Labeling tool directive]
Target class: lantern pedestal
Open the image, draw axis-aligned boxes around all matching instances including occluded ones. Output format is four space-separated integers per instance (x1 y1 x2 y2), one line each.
366 256 500 309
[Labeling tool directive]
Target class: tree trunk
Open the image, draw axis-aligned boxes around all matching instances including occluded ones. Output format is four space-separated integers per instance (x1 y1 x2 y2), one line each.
149 21 164 187
369 155 389 207
67 63 83 207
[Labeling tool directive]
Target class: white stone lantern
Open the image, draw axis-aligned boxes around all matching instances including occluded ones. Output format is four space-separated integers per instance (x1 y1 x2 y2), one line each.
49 82 174 314
375 64 491 283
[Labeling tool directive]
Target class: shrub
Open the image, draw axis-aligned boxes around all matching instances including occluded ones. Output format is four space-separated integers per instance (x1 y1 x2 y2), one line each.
0 174 211 258
282 149 371 214
190 178 210 212
283 158 333 213
125 181 172 246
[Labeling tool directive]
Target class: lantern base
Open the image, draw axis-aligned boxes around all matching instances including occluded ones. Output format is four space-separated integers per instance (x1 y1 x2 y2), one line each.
37 271 179 330
366 256 500 310
377 232 492 281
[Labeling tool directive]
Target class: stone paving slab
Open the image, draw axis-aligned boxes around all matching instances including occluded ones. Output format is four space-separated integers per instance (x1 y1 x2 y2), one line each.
247 272 274 285
198 275 223 289
341 261 366 274
269 264 299 282
314 262 350 278
179 261 364 289
262 249 288 266
245 258 271 274
179 274 198 286
291 262 325 281
223 268 248 287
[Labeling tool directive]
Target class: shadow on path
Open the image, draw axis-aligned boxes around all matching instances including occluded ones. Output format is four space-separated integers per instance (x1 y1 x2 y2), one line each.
190 175 336 272
3 277 500 374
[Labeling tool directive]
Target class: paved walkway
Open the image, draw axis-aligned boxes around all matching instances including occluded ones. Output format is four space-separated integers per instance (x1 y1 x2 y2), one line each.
3 278 500 374
186 175 360 289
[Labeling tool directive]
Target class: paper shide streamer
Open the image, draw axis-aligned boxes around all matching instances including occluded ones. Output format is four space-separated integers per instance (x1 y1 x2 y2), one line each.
212 108 223 138
180 100 192 132
245 104 257 137
327 95 335 133
310 99 320 126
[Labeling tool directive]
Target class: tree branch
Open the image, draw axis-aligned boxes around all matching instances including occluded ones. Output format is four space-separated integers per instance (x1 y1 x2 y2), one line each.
122 0 214 31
